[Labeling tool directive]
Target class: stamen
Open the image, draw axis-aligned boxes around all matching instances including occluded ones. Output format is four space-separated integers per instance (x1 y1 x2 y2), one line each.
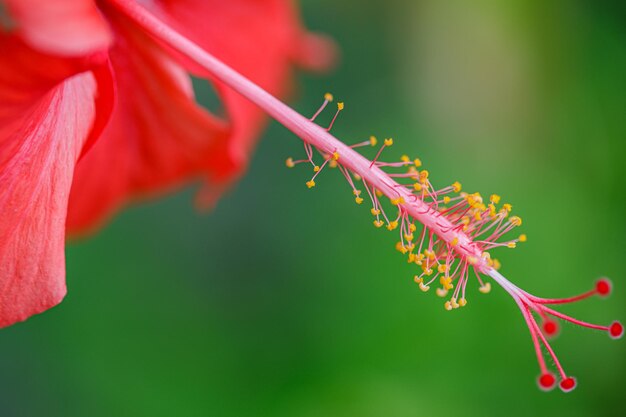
326 102 344 131
350 135 378 149
310 93 333 122
369 138 393 168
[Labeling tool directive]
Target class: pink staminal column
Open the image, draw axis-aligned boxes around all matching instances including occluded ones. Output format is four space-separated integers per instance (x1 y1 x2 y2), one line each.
105 0 623 391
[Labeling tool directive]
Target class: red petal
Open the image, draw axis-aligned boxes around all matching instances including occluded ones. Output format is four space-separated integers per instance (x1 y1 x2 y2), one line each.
0 36 107 327
154 0 336 205
68 0 336 231
3 0 112 55
66 10 230 233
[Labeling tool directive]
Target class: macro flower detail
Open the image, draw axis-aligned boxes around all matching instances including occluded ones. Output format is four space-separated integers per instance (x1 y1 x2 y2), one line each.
105 0 622 391
0 0 621 393
284 95 623 392
0 0 333 327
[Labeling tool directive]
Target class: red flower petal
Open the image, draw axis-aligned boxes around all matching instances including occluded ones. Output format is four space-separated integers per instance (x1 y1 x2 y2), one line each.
67 0 336 229
66 10 231 233
0 37 110 327
153 0 336 206
3 0 112 55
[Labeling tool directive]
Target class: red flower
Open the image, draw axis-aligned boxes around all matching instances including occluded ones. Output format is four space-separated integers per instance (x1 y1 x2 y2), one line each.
0 0 334 327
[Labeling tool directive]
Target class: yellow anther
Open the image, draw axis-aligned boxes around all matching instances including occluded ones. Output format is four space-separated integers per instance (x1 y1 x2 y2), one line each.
503 203 512 212
329 159 338 168
313 165 320 172
337 102 344 110
461 216 470 225
409 223 417 233
391 197 405 206
440 276 453 291
419 282 430 292
285 157 295 168
384 138 393 147
355 197 364 205
444 301 453 311
404 233 414 242
407 253 416 263
509 216 522 226
324 92 334 102
443 196 451 204
413 183 422 191
466 193 483 208
414 158 422 167
436 288 448 298
450 237 459 246
490 194 501 204
507 242 517 248
353 189 362 196
375 190 383 197
488 203 496 217
424 268 433 276
369 135 377 146
519 234 527 242
493 259 501 270
370 208 381 216
387 221 398 231
459 298 467 307
373 220 384 228
396 242 408 254
401 155 410 163
451 297 460 309
306 180 316 189
424 249 435 260
467 256 478 265
419 170 429 184
353 174 362 181
406 243 415 251
452 181 462 193
474 212 482 221
437 264 448 274
414 276 423 284
478 282 492 294
332 151 340 161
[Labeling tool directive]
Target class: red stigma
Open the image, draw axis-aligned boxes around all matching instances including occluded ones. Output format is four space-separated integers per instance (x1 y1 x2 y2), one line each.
542 320 559 337
595 278 612 297
538 373 556 391
609 321 623 339
559 377 577 393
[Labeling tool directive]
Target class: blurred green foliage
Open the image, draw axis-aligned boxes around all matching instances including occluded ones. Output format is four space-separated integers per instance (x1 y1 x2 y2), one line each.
1 0 624 416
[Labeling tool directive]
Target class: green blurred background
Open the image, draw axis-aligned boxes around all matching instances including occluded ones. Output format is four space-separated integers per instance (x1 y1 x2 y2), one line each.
1 0 624 416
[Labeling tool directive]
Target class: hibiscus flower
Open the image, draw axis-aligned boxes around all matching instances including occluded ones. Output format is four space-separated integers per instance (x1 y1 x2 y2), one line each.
0 0 335 327
1 0 621 391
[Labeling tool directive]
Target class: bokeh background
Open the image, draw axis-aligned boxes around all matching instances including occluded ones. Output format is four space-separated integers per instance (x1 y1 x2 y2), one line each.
1 0 625 416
